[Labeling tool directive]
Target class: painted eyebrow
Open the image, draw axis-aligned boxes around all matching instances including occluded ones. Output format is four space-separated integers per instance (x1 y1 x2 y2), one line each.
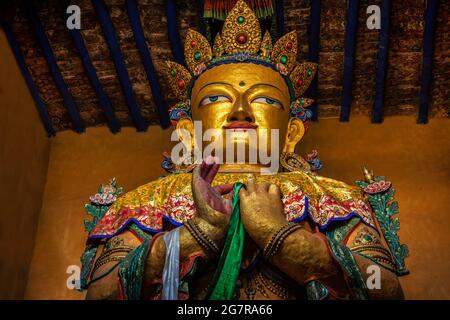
248 83 289 104
197 82 287 100
198 81 232 93
248 83 284 94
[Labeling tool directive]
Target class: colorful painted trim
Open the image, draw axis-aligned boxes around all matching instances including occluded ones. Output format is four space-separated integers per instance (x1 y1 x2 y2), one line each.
118 239 151 300
325 217 361 244
87 172 376 239
356 175 409 275
325 236 369 300
84 178 123 233
89 191 375 239
307 194 376 231
79 244 98 290
305 280 329 300
289 98 313 122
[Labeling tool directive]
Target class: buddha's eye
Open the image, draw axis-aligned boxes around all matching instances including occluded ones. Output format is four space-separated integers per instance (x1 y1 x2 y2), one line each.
200 95 231 106
251 97 283 109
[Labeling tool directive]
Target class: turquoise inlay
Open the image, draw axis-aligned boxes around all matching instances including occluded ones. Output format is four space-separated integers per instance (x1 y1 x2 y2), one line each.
118 239 151 300
355 175 409 275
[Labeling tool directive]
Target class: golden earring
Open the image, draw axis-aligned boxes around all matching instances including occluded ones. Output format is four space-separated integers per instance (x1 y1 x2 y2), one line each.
161 150 198 174
280 152 312 172
174 151 198 174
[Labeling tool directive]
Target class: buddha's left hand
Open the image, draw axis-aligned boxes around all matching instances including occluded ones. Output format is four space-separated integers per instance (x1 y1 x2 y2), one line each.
239 181 287 248
238 181 404 299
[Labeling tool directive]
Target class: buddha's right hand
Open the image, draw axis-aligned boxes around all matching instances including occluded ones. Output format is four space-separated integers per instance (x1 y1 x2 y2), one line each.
190 156 233 247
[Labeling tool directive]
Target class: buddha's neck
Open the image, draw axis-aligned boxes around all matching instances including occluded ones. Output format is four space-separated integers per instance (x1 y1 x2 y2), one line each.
218 163 275 174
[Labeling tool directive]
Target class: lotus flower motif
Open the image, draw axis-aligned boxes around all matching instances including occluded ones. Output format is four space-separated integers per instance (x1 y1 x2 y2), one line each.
363 180 392 194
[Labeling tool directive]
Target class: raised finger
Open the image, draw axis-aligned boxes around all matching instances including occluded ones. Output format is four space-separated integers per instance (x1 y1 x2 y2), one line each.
239 187 249 197
246 179 256 193
193 163 202 182
214 183 234 195
199 160 208 179
224 189 233 214
205 161 220 184
200 156 216 181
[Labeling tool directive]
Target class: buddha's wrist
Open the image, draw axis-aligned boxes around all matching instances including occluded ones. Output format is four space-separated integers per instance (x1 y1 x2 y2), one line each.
247 216 287 250
194 216 228 244
262 222 303 260
178 226 205 259
269 230 339 284
182 217 226 258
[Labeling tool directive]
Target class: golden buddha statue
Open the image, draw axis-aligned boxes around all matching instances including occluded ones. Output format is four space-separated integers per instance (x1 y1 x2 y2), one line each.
80 0 408 300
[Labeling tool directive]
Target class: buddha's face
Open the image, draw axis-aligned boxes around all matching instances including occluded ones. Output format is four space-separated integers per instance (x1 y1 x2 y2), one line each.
177 63 304 172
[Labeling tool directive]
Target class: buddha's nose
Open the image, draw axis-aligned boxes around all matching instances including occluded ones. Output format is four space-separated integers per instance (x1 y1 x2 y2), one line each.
227 98 255 123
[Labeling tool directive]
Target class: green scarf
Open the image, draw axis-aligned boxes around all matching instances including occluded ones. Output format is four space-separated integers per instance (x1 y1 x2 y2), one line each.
208 182 245 300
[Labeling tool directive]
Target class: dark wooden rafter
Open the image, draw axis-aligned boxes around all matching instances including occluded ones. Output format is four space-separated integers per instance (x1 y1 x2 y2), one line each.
63 1 121 133
275 0 285 37
340 0 360 122
418 0 439 124
91 0 147 131
307 0 321 121
2 21 56 136
0 0 447 135
372 0 391 123
165 0 185 66
126 0 170 128
27 3 85 133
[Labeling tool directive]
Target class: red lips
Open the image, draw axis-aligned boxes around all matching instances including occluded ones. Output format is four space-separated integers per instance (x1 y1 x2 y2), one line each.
223 121 258 131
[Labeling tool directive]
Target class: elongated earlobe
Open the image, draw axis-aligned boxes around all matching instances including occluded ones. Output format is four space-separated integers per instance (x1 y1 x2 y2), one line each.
175 118 195 152
283 118 305 153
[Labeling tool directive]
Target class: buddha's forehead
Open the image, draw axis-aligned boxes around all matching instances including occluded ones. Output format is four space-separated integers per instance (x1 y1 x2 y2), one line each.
191 63 289 95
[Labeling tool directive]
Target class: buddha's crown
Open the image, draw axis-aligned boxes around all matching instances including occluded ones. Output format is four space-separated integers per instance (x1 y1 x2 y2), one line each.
165 0 317 125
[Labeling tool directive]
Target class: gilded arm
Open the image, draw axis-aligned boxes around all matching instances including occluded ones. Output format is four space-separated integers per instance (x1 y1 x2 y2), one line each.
269 224 404 299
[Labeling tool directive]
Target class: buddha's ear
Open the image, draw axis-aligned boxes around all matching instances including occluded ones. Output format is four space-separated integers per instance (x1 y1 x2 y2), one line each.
283 118 305 153
175 118 195 152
